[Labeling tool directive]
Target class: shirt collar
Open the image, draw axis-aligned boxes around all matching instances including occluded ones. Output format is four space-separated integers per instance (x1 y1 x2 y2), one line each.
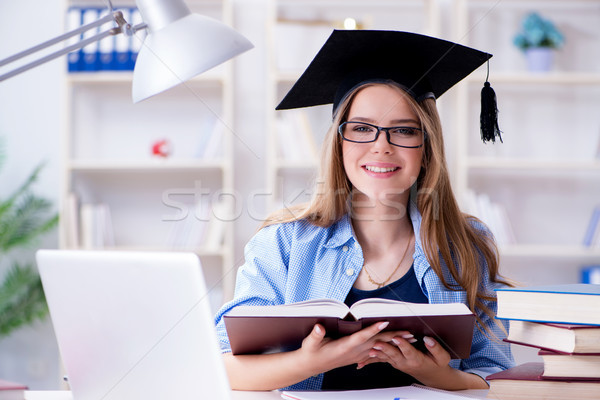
322 214 355 249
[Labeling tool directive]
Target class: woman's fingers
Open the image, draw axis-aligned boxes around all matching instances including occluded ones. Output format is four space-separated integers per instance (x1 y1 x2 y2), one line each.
421 336 451 365
353 321 390 342
301 324 327 351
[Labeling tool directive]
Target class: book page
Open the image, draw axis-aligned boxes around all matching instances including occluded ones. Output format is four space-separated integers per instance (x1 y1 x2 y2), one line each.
349 299 471 320
281 384 484 399
226 299 350 318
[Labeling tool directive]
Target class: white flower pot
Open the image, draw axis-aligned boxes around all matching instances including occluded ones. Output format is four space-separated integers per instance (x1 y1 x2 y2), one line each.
525 47 555 72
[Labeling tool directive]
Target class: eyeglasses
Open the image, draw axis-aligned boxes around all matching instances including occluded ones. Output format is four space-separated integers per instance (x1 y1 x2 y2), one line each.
338 121 426 149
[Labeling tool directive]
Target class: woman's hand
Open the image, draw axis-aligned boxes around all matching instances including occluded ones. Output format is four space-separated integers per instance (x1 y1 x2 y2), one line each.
357 333 488 390
224 321 391 390
296 321 390 375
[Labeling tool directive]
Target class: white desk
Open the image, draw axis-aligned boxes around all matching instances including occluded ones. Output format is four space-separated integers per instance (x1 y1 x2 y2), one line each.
25 389 488 399
24 390 282 400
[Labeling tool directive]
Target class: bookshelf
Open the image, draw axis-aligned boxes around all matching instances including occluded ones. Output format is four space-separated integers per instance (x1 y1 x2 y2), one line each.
59 0 236 309
450 0 600 283
264 0 442 214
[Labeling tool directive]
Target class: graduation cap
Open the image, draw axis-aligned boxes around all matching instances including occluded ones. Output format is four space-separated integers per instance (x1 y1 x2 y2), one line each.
276 30 501 143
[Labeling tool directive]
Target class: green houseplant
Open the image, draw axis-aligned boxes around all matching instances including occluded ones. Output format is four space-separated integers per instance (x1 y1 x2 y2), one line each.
0 146 58 337
513 12 564 72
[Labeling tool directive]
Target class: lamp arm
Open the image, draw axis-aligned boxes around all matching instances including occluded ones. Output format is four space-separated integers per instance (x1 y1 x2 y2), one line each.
132 22 149 34
0 10 132 82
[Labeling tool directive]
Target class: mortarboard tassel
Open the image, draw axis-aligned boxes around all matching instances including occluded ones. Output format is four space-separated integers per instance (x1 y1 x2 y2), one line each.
480 61 502 143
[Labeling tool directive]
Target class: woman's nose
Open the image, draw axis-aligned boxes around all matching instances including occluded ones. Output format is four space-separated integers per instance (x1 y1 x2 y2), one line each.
371 129 393 153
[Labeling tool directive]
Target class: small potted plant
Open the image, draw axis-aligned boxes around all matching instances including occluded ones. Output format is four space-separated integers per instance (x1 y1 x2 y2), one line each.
513 12 564 72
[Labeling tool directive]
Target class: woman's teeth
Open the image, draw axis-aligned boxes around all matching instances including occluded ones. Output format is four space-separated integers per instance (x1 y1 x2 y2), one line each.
365 166 398 173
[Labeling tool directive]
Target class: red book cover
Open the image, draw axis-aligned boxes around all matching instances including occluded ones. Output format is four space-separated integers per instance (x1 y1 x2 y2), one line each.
487 363 600 383
224 300 475 359
503 338 600 355
487 363 600 400
487 362 547 382
0 380 27 390
542 323 600 330
538 349 600 356
0 378 28 400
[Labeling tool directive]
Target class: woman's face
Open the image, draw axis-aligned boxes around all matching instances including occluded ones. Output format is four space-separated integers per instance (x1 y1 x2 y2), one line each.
341 84 424 203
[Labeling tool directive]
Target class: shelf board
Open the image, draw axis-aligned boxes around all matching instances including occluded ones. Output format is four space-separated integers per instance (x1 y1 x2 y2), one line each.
97 245 228 257
500 244 600 259
275 159 318 170
67 71 225 85
467 72 600 85
466 157 600 171
69 159 227 172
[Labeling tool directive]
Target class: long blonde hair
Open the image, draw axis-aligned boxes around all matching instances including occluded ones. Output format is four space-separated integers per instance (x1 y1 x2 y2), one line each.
265 82 513 332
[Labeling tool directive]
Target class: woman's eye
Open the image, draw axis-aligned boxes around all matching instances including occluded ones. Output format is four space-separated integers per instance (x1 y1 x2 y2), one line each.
390 127 418 136
353 124 375 133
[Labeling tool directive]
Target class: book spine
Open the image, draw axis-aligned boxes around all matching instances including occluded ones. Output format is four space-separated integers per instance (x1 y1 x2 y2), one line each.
66 7 83 72
581 265 600 284
81 8 100 71
583 206 600 247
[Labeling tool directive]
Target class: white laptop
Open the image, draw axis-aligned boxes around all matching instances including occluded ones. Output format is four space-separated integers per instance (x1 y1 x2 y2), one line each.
36 250 231 400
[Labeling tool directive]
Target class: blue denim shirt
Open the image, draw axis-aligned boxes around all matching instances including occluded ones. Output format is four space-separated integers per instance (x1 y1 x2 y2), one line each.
214 201 514 390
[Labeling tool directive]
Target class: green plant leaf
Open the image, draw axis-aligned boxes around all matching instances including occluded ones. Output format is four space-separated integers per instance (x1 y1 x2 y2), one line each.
0 151 57 336
0 263 49 337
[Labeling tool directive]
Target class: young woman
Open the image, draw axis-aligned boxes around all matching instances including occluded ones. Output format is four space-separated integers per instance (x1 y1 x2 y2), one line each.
214 30 513 391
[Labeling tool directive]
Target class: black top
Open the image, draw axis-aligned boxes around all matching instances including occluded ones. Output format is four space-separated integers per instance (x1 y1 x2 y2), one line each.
321 265 429 390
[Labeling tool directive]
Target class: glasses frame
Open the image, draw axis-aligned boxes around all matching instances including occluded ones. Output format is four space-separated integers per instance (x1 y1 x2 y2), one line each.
338 121 426 149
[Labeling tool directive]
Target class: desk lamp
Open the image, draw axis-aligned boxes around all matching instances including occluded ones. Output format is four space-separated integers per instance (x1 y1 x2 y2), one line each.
0 0 253 102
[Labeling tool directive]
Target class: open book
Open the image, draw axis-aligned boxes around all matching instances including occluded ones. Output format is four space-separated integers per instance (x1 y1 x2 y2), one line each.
224 298 475 359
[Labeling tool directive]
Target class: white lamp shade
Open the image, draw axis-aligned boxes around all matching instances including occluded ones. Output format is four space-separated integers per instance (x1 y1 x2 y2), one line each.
132 13 253 103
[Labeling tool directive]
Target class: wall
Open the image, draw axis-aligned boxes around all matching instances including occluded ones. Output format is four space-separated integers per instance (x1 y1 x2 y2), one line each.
0 0 63 390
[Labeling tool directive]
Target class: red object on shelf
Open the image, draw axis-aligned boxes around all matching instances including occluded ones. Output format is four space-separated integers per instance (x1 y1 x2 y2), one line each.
151 139 172 158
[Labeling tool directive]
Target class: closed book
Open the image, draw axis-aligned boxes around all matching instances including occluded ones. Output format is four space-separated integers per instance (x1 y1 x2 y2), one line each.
539 349 600 380
224 299 474 359
496 284 600 325
486 362 600 400
0 379 27 400
505 320 600 354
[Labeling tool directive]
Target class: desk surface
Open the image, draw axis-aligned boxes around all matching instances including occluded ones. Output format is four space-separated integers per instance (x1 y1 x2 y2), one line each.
24 390 282 400
25 388 488 400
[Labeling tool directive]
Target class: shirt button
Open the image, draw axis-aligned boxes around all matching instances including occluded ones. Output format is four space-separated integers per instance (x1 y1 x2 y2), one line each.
346 269 355 276
342 245 349 252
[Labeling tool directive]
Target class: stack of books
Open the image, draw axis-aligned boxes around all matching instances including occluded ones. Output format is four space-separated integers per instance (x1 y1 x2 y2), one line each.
486 284 600 399
0 378 27 400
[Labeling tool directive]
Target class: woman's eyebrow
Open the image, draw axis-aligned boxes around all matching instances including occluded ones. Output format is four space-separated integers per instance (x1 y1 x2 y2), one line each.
389 118 420 125
348 116 420 125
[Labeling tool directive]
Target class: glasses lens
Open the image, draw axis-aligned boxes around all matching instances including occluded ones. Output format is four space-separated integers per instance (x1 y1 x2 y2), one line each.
340 122 423 147
340 122 378 142
387 126 424 147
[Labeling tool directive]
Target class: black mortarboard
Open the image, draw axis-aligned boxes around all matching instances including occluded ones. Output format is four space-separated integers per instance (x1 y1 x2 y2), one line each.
276 30 502 143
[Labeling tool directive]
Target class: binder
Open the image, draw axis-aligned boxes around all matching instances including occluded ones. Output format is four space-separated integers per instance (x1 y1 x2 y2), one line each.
66 7 83 72
81 7 100 71
98 9 116 71
114 8 132 70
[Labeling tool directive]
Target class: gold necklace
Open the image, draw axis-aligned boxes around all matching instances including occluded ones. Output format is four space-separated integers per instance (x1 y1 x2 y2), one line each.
363 235 413 289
